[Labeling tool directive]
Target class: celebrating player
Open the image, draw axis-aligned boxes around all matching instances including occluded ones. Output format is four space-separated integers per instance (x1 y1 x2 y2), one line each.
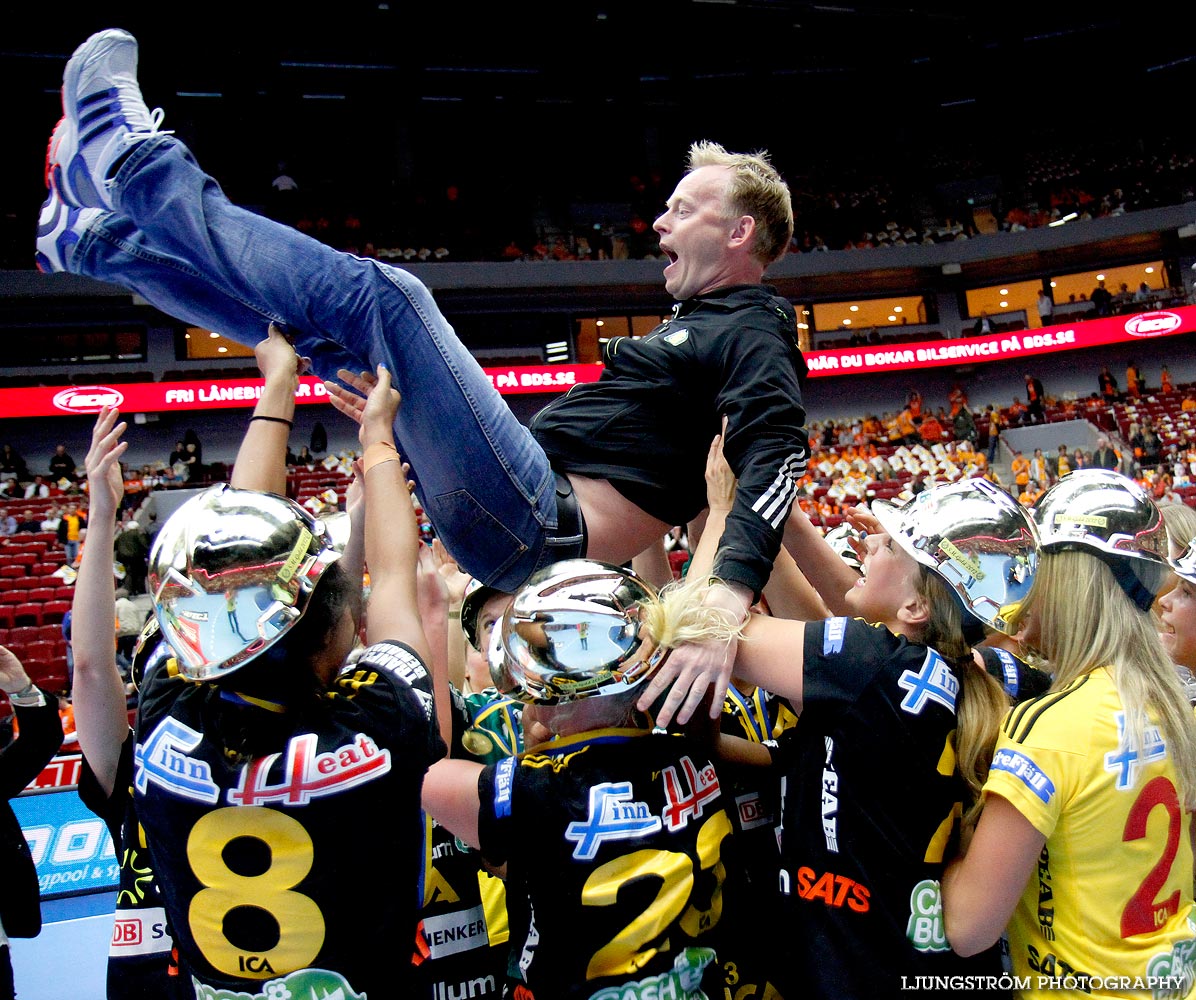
943 469 1196 995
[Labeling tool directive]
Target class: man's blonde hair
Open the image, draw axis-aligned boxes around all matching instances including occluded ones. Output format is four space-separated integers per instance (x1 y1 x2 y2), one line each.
686 140 794 267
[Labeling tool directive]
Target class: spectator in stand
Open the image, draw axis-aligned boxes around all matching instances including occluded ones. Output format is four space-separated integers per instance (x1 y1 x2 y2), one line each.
972 311 994 335
1028 448 1051 487
0 446 27 484
14 511 40 534
1007 397 1028 426
0 510 15 537
1051 444 1071 480
907 388 923 420
918 410 945 445
1184 392 1196 414
1072 447 1089 470
1023 373 1046 424
1098 365 1118 400
985 405 1003 464
38 506 60 534
1018 478 1044 506
1092 435 1119 470
1134 281 1153 304
166 440 186 468
947 383 969 416
1161 365 1175 394
1011 449 1031 489
1090 278 1113 316
953 405 978 445
1139 422 1164 467
113 515 150 596
57 503 86 565
1036 288 1054 326
48 443 76 482
22 476 48 500
1126 360 1143 399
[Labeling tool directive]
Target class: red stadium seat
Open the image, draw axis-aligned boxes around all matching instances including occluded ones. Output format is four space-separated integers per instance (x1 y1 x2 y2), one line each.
54 586 75 601
5 626 41 647
0 566 27 579
11 604 41 627
34 625 63 644
21 641 59 664
33 563 62 577
26 588 55 603
40 601 70 626
24 664 67 694
0 609 12 630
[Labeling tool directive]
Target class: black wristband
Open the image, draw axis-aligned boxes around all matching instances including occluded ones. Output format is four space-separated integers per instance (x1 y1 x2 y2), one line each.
250 415 294 429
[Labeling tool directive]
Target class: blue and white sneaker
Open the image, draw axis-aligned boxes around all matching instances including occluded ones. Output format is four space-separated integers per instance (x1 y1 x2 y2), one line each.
35 186 103 273
50 28 169 211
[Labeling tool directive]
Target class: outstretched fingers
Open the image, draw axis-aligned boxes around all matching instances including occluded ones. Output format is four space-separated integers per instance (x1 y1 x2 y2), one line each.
85 406 128 474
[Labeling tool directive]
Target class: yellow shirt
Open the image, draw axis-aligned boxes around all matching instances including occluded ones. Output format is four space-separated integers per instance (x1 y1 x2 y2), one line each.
986 670 1196 998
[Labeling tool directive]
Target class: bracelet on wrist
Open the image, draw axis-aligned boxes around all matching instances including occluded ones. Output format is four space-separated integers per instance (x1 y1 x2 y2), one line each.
250 414 294 428
8 683 45 708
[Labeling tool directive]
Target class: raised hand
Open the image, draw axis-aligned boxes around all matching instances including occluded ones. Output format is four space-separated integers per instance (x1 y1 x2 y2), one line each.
432 538 471 607
359 365 401 447
84 405 128 519
324 368 378 428
705 418 736 514
0 645 31 695
255 323 308 383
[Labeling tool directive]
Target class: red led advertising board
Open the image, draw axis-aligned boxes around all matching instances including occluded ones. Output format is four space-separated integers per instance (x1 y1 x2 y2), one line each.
0 308 1191 416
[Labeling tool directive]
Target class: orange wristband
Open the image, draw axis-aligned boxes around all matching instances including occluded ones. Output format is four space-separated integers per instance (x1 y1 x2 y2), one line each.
363 442 400 474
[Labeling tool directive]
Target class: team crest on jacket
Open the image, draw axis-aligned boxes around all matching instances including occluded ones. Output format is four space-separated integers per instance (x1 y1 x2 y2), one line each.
663 329 689 346
897 649 958 715
564 781 661 859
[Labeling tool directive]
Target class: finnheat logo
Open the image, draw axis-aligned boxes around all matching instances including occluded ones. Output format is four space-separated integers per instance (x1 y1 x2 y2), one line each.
1124 311 1182 337
52 386 124 413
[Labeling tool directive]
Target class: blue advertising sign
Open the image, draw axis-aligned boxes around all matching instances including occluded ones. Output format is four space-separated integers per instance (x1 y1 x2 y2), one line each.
11 788 118 899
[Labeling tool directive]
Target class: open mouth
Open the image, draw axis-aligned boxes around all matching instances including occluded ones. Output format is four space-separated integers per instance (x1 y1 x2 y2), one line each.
660 245 677 264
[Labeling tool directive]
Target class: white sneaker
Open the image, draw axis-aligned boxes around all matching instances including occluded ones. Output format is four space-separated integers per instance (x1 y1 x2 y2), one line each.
49 28 169 211
35 187 103 273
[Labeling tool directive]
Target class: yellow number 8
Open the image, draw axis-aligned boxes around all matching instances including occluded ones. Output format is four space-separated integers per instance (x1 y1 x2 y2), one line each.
188 807 325 979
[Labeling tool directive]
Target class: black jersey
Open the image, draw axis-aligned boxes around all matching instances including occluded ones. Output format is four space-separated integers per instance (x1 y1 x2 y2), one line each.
78 730 188 1000
410 688 517 1000
477 727 781 1000
132 640 445 999
975 644 1052 704
773 617 1004 998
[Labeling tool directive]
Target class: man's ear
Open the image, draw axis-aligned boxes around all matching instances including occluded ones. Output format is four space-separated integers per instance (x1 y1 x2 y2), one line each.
727 215 756 251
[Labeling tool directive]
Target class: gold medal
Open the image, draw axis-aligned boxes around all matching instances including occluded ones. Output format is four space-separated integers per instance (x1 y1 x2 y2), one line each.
462 729 493 756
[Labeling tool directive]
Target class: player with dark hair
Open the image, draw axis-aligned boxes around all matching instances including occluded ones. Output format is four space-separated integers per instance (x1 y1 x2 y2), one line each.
128 366 445 999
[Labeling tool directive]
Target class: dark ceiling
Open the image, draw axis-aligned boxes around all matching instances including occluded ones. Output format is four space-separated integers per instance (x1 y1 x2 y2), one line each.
5 3 1191 195
2 3 1194 278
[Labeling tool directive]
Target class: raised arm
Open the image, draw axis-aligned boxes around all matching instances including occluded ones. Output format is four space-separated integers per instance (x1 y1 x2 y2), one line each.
230 323 302 495
780 502 865 617
71 406 132 796
356 366 429 662
635 427 750 727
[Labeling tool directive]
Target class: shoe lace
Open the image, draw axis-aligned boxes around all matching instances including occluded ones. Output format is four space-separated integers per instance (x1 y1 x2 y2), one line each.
116 89 174 140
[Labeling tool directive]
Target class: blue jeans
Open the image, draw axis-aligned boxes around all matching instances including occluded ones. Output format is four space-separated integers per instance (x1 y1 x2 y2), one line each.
70 136 578 591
